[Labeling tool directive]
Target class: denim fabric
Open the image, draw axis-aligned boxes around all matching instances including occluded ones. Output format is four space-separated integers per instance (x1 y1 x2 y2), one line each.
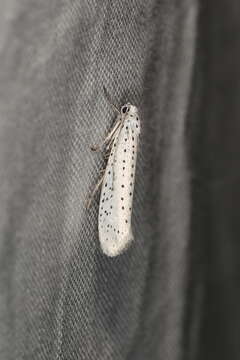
0 0 206 359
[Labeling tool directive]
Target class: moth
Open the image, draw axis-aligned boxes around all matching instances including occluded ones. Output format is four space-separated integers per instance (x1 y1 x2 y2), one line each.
88 88 141 257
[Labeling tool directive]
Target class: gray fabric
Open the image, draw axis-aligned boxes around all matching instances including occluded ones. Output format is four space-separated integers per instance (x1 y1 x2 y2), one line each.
0 0 199 359
190 1 240 359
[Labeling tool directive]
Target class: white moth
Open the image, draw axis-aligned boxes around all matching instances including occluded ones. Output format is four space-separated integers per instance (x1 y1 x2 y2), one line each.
89 92 140 257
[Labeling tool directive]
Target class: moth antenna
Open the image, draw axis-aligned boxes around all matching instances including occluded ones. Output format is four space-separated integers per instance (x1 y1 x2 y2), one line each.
103 86 120 114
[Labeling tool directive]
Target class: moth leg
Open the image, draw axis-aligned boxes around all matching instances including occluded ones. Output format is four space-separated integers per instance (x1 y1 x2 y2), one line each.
105 131 118 151
104 152 110 160
86 173 105 209
90 120 122 152
106 119 123 153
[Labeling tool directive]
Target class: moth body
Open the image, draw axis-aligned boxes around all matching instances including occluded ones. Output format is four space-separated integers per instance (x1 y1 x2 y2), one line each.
98 103 140 257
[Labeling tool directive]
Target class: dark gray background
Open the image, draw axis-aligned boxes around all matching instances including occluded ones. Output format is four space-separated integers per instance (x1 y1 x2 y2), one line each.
0 0 239 359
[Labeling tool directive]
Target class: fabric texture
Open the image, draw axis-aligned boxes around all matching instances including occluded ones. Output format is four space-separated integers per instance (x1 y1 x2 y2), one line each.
0 0 238 359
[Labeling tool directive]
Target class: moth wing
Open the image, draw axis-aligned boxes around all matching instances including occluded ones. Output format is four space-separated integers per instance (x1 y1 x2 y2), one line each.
98 117 138 257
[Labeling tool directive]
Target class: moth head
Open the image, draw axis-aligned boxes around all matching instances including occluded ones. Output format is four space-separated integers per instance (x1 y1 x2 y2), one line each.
121 103 138 116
